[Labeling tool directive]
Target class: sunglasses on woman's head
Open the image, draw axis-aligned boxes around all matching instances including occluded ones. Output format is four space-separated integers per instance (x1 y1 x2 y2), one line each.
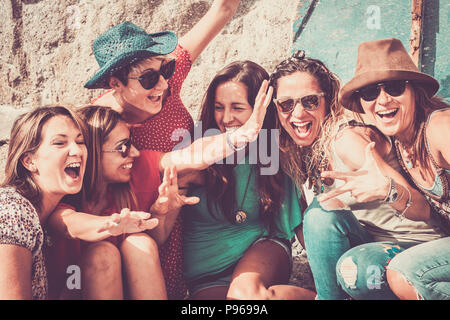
356 80 409 102
128 59 176 90
273 93 325 113
103 139 132 158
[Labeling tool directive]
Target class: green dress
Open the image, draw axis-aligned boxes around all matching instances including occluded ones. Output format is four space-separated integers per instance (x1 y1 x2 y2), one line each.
182 163 303 284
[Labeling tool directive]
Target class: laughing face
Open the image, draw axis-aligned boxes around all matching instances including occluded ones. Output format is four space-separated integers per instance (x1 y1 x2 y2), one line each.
28 115 87 196
214 80 253 133
101 121 140 184
115 57 170 118
275 72 327 147
359 83 416 140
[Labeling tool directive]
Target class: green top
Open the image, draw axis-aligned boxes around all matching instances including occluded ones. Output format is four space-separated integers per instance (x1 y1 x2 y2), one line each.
182 163 302 283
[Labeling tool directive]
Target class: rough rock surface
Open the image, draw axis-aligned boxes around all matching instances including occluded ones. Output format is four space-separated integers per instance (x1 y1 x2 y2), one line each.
1 0 296 113
0 0 314 294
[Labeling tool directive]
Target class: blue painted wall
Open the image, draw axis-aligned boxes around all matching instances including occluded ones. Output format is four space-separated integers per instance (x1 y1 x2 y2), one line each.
292 0 449 99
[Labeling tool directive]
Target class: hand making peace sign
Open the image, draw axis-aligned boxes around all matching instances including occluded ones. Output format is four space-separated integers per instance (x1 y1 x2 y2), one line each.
317 142 390 203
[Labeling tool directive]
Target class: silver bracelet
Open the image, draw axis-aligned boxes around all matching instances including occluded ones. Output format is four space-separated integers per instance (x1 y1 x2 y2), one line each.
226 131 247 151
395 185 412 220
383 177 399 203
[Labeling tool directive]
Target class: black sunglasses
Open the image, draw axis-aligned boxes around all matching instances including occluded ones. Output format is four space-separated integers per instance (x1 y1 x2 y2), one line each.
356 80 409 102
273 93 325 113
128 59 176 90
103 139 132 158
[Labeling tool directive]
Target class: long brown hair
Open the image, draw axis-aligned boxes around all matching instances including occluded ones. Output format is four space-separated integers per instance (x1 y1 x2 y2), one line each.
349 82 450 176
269 51 343 189
198 61 285 226
1 105 87 211
74 105 137 211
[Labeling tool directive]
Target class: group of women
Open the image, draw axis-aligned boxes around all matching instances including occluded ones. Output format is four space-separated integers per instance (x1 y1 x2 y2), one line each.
0 0 449 300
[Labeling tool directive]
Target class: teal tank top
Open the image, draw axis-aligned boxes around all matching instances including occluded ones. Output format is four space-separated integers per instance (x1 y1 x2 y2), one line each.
182 163 302 283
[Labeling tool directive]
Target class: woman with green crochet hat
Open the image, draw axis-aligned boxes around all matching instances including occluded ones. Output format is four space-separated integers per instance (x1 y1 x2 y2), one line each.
84 0 241 299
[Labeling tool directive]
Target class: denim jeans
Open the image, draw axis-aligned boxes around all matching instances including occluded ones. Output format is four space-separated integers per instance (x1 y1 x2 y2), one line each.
336 241 418 299
387 237 450 300
303 197 373 299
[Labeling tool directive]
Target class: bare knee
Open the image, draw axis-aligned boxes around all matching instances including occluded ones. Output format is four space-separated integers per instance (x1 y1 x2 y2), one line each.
338 256 358 289
227 281 272 300
120 232 159 255
387 269 421 300
82 241 121 275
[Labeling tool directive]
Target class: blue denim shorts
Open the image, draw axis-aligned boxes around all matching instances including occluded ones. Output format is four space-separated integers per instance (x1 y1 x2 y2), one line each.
187 236 292 297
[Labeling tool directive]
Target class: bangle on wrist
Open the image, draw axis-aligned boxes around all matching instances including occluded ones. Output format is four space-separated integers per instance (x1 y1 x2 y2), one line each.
383 177 399 203
226 131 247 151
395 185 412 220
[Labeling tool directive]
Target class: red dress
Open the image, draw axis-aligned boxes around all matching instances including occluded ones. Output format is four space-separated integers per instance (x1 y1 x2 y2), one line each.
92 45 194 299
130 45 193 299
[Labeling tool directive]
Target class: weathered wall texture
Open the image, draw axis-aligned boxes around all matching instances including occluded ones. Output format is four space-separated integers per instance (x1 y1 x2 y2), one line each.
0 0 298 181
0 0 296 112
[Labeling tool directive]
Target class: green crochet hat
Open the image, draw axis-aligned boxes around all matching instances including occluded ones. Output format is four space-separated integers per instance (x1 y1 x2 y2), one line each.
85 21 178 89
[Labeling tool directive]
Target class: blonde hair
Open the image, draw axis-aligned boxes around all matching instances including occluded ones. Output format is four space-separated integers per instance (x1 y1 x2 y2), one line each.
76 105 137 211
1 105 87 210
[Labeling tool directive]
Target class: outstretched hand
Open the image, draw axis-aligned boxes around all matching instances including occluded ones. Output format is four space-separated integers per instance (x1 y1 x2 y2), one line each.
317 142 390 203
229 80 273 147
150 166 200 215
97 208 159 236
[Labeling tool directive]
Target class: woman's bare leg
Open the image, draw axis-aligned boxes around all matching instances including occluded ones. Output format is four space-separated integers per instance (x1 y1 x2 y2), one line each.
227 239 315 300
81 241 123 299
120 233 167 299
386 269 419 300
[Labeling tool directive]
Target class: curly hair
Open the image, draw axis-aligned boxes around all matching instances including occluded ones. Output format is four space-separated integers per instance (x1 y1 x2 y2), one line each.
269 50 343 189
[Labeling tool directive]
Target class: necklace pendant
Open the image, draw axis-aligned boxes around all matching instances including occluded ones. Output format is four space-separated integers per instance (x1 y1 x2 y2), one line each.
235 210 247 224
401 145 414 169
405 159 413 169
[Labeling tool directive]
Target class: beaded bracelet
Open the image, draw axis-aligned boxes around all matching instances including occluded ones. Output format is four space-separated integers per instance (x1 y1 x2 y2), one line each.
226 131 247 151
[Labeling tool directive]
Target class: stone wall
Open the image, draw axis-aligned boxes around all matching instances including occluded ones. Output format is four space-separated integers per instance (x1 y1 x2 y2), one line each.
0 1 316 292
0 0 298 182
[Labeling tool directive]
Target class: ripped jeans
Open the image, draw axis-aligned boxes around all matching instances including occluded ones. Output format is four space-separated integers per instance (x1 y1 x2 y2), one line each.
336 241 418 299
303 197 419 300
387 237 450 300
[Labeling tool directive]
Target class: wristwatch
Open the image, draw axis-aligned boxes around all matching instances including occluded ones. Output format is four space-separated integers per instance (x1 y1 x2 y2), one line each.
383 177 399 203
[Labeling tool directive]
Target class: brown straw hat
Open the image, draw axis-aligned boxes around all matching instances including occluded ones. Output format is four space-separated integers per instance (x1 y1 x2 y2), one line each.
339 38 440 112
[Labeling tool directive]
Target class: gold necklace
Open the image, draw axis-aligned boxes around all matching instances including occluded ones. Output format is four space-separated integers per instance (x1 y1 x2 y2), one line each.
235 168 253 224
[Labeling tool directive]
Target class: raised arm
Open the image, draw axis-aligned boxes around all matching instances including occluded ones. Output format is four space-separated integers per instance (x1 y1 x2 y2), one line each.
159 80 273 172
319 127 431 221
48 207 158 242
179 0 240 62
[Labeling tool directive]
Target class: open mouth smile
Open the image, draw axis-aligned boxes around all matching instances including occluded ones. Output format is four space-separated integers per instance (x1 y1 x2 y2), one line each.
64 162 81 180
291 121 312 138
147 92 163 102
122 163 133 170
376 108 399 120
